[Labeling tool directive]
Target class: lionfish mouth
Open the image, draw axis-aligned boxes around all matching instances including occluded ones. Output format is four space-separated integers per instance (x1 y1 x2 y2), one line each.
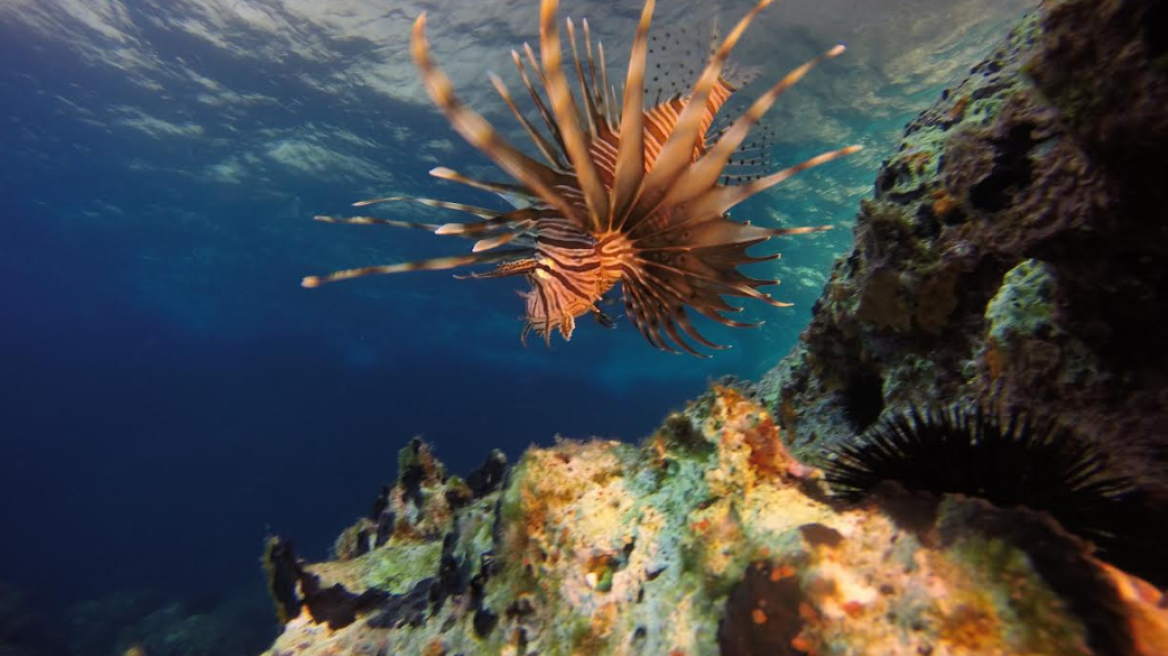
302 0 860 357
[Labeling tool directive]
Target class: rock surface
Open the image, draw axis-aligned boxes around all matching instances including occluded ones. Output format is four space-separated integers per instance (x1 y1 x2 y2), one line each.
258 388 1166 655
761 0 1168 497
254 1 1168 653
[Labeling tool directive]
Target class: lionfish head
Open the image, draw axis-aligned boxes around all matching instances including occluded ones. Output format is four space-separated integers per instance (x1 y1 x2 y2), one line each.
303 0 860 357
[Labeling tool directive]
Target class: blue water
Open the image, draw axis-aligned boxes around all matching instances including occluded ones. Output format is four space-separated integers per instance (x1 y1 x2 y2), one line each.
0 0 1028 651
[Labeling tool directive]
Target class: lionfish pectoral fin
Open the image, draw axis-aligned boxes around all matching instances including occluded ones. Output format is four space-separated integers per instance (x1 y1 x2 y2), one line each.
538 0 609 232
351 195 501 219
564 18 600 138
608 0 654 231
633 0 774 222
429 167 535 199
454 258 540 280
765 225 834 237
620 274 703 356
472 231 527 252
302 249 534 288
513 45 570 162
685 145 863 222
668 45 850 207
312 215 446 231
411 13 585 227
489 72 566 170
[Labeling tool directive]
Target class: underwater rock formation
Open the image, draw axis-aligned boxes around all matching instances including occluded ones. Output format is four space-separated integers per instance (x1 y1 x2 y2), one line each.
258 387 1167 655
761 0 1168 500
253 1 1168 653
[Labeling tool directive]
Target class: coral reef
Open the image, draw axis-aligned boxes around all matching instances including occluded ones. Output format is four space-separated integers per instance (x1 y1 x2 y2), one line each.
762 0 1168 501
258 388 1167 655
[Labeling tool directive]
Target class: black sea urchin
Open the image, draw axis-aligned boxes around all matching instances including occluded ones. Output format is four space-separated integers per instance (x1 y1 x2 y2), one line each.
822 405 1164 584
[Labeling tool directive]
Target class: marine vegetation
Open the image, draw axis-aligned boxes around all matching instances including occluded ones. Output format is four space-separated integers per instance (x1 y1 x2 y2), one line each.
302 0 860 356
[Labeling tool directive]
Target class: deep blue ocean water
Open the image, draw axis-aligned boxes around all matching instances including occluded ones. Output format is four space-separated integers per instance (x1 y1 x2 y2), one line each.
0 0 1029 651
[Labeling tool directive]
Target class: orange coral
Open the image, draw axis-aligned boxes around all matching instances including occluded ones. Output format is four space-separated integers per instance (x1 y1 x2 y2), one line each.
709 385 804 480
931 188 959 219
779 397 799 435
900 149 933 174
984 338 1005 380
1096 562 1168 656
940 602 999 652
949 94 970 121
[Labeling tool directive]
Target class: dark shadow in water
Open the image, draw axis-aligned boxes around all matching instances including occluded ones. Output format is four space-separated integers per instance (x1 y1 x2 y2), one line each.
0 257 692 612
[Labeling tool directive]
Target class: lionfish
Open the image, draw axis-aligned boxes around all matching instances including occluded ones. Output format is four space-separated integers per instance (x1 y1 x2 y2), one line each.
302 0 860 357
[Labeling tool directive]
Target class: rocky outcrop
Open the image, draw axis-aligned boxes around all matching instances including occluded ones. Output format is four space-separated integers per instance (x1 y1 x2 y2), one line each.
763 0 1168 496
253 1 1168 653
258 388 1167 655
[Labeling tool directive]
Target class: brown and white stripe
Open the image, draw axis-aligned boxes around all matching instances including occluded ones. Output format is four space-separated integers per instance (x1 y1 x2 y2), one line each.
302 0 860 357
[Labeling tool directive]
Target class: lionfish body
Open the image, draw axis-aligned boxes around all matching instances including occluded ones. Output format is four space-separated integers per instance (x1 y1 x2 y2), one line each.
303 0 860 356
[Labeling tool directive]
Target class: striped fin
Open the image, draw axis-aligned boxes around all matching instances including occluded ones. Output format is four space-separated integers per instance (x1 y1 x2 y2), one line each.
312 214 445 231
523 43 549 89
539 0 609 233
489 72 568 170
301 248 535 288
669 45 849 206
675 309 728 351
608 0 655 232
352 195 501 219
565 17 600 138
411 13 585 227
429 167 533 198
456 258 540 279
631 0 773 225
609 81 619 129
582 20 608 128
684 145 863 223
473 229 528 252
597 41 615 129
619 277 672 352
621 264 726 356
639 257 784 308
631 276 705 356
434 208 543 235
511 49 570 164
